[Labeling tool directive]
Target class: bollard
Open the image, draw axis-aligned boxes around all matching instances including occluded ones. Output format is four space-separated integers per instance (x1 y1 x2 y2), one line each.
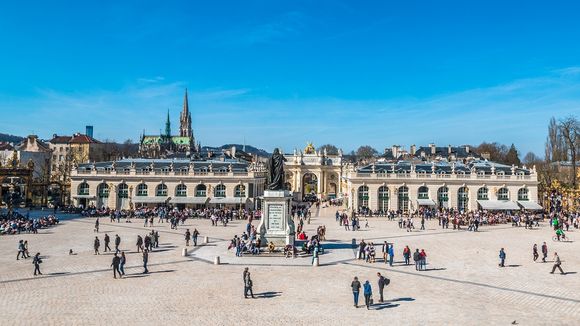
182 248 188 257
214 256 220 265
312 257 319 267
204 236 209 244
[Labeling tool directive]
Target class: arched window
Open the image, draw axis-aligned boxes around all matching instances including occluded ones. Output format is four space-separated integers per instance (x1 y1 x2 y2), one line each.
358 186 369 208
156 184 167 197
497 188 509 200
78 182 89 196
398 186 409 213
137 184 148 196
234 185 246 197
118 183 128 198
457 187 468 212
97 183 109 198
176 184 187 197
378 186 389 211
195 184 207 197
477 187 488 200
518 188 528 201
215 184 226 197
437 186 448 207
418 186 429 199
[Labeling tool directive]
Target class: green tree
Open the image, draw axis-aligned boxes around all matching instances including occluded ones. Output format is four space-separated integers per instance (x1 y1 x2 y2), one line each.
504 144 521 166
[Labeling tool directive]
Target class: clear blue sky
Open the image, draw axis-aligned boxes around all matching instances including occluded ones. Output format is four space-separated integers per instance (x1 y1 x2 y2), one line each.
1 1 580 156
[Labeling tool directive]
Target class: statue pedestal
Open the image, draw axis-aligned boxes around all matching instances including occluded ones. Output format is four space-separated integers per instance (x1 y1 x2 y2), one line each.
257 190 295 247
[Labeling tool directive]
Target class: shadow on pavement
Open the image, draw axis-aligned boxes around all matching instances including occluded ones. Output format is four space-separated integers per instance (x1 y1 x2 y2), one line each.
373 302 400 310
254 291 282 299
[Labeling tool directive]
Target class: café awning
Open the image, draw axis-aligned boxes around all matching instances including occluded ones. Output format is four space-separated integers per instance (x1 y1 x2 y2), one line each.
477 200 519 210
132 196 168 203
417 198 436 206
517 201 543 210
209 197 248 204
169 197 209 204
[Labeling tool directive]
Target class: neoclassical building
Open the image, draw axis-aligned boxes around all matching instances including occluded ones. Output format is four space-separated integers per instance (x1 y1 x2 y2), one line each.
345 160 541 213
70 158 266 210
283 143 343 200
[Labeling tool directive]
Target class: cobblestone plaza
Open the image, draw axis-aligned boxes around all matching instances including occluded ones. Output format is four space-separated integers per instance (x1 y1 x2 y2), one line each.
1 207 578 325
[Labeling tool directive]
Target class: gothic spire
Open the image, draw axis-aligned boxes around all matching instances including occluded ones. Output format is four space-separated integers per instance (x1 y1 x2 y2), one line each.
183 88 189 116
165 109 171 138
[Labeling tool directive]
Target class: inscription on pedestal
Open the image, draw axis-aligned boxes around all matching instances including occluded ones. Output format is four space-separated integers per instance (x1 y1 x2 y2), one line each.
268 204 284 230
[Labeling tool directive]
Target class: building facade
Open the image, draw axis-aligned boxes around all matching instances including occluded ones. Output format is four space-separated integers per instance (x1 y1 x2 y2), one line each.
345 160 540 213
70 158 266 210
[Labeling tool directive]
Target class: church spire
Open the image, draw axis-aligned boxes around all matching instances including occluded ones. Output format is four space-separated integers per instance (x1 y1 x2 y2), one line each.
165 109 171 138
179 89 193 138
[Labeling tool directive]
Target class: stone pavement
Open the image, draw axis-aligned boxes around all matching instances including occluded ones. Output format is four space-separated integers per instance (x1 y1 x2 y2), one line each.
0 207 579 325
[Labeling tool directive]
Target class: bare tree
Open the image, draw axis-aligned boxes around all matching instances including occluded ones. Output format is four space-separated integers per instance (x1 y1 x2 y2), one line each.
545 117 568 162
559 116 579 186
355 145 378 161
317 144 339 155
523 152 540 165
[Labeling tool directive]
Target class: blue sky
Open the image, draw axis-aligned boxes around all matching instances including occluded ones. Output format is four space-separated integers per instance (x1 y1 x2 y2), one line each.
1 1 580 156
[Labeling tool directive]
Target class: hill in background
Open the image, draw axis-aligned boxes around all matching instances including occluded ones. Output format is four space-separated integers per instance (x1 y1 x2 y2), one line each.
0 133 25 144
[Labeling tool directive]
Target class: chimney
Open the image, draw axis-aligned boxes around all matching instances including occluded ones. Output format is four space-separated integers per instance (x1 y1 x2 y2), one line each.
429 143 436 155
448 144 452 154
465 145 470 153
86 125 94 138
392 145 399 158
410 144 416 155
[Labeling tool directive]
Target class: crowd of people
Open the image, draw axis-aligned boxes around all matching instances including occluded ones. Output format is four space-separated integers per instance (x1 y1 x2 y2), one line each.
1 211 59 235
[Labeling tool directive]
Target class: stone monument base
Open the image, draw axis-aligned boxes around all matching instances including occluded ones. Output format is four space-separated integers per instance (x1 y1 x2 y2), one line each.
257 190 295 247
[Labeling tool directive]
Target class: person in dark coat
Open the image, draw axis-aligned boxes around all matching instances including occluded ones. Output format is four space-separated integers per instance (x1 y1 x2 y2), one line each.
114 234 121 254
94 236 101 255
111 253 121 279
104 234 111 252
33 252 43 276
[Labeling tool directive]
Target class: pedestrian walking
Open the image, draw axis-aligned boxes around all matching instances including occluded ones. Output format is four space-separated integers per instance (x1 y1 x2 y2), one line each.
363 280 373 309
351 276 361 307
142 249 149 274
550 252 565 275
541 242 548 263
114 234 121 254
499 248 506 267
94 236 101 255
382 241 388 264
136 235 143 253
111 253 122 279
94 218 99 232
119 251 126 276
244 271 255 298
32 252 42 276
403 245 411 265
185 229 191 246
388 244 394 267
419 249 427 270
17 240 26 260
193 228 199 246
533 244 539 262
413 249 421 270
104 234 111 252
377 272 389 303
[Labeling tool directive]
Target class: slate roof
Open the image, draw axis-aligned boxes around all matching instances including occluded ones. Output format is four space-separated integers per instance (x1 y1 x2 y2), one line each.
357 160 530 175
77 158 250 173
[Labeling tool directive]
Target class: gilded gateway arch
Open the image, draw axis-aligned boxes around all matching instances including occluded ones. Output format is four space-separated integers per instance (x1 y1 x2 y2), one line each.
282 143 343 201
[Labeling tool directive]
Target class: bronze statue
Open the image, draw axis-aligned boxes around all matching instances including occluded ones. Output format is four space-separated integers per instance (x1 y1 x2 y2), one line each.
267 148 286 190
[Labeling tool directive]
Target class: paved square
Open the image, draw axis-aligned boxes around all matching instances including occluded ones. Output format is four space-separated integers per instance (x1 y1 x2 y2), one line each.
1 207 579 325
